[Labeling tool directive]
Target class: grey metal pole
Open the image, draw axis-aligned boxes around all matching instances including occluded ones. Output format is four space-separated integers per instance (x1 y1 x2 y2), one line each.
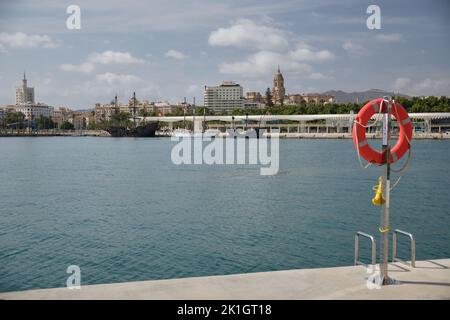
380 98 392 284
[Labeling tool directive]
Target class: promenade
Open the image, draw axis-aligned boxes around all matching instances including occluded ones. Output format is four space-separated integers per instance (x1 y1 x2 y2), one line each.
1 259 449 300
0 129 109 137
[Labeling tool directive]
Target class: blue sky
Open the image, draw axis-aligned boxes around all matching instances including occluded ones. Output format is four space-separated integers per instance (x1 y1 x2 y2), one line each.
0 0 449 109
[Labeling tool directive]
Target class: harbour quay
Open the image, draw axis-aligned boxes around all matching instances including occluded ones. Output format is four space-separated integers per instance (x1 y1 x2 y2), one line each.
1 259 449 300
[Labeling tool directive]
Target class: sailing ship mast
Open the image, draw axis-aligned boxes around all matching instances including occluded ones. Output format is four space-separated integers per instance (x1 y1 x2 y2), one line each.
183 97 186 129
193 97 196 134
133 92 137 127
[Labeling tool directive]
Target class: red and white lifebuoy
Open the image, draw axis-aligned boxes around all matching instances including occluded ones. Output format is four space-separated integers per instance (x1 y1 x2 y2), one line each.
352 98 413 165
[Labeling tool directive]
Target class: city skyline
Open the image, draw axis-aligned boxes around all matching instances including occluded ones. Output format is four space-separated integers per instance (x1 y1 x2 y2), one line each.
0 0 449 109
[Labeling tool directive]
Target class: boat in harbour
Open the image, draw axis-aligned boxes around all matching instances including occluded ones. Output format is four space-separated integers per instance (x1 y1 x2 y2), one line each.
106 122 158 137
105 92 158 137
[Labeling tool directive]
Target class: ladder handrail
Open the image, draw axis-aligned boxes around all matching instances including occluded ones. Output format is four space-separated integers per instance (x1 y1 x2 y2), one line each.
392 229 416 268
354 231 377 266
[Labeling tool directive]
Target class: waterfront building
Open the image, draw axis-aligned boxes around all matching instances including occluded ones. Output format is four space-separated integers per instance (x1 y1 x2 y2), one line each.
52 107 73 127
204 81 244 112
245 91 263 103
0 105 16 113
94 96 180 121
283 94 335 105
268 65 335 106
95 103 119 122
15 103 54 120
176 101 192 112
243 101 266 109
15 72 35 105
283 94 303 105
301 94 335 104
70 111 95 130
272 66 285 105
12 73 54 120
153 101 178 115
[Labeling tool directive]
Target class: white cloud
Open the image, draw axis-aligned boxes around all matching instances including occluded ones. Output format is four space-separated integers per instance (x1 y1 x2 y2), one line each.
393 77 411 91
218 46 333 77
210 19 334 79
309 72 331 80
392 77 450 96
186 84 199 94
342 41 365 56
60 62 95 73
208 19 289 51
89 51 144 64
219 50 312 76
165 49 188 60
414 78 433 91
413 78 450 95
96 72 141 85
0 32 58 49
375 33 402 43
289 47 334 62
60 51 144 73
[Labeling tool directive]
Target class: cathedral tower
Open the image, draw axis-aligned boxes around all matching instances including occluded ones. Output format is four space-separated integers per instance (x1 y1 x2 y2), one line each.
271 65 285 105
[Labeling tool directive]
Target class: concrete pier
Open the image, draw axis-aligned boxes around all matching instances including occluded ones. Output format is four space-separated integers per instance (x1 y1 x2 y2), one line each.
1 259 449 300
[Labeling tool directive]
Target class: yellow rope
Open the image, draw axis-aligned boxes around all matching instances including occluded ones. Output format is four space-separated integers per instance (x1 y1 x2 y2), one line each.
379 226 390 233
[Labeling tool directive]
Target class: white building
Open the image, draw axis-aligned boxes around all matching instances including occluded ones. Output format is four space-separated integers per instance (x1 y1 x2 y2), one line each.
15 73 35 105
244 101 266 109
204 81 243 112
15 103 54 120
12 73 54 120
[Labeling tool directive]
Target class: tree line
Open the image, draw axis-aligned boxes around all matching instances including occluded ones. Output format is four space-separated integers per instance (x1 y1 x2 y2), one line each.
163 95 450 116
2 96 449 130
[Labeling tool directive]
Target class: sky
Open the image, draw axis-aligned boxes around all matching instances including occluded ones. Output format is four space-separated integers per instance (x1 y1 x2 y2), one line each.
0 0 449 109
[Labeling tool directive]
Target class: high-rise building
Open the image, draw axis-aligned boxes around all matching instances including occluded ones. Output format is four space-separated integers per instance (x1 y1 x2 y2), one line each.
271 65 285 105
204 81 243 112
13 73 53 120
15 72 35 105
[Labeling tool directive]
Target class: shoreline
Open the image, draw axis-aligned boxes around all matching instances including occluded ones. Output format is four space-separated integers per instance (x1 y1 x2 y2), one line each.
0 131 449 139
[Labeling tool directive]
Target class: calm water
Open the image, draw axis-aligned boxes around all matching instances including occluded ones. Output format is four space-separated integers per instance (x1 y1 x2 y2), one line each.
0 137 449 292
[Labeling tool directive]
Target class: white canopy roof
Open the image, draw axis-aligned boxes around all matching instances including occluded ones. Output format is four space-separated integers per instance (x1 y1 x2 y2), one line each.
139 113 450 123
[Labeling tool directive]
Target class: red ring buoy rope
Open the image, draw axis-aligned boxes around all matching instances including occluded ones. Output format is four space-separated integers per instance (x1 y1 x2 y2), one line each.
352 98 413 165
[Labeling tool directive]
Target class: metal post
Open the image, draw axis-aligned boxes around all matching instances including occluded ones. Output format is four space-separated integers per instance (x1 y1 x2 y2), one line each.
203 107 206 133
392 231 397 265
380 98 392 285
245 113 248 131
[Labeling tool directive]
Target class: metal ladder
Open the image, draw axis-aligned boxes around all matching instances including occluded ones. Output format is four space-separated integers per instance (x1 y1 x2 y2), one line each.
354 231 377 266
392 229 416 268
354 229 416 268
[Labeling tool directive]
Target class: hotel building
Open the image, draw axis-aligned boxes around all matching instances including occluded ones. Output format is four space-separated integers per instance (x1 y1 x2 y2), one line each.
204 81 244 112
